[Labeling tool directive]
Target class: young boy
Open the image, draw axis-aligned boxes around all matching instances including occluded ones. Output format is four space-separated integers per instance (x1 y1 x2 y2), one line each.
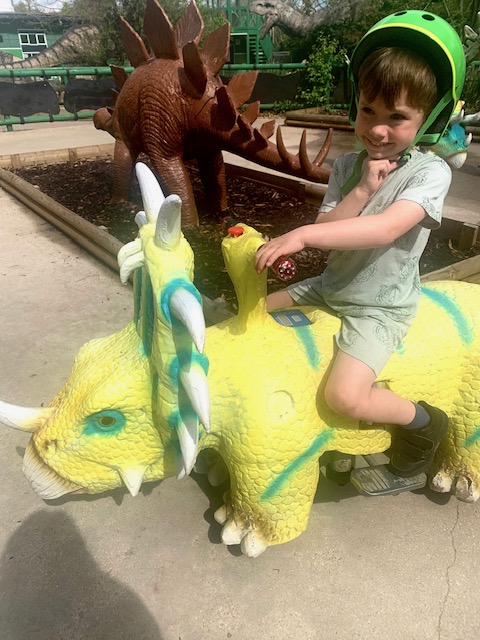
255 11 466 478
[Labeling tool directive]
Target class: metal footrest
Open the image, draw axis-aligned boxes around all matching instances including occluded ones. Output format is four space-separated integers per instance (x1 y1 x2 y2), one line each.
350 464 427 496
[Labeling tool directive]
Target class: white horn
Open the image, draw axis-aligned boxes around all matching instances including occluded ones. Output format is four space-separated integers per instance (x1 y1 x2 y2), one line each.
117 238 142 267
135 162 166 223
179 364 210 432
176 413 198 477
135 211 148 228
169 288 206 353
450 109 464 124
155 195 182 249
462 111 480 125
119 251 145 285
0 400 52 432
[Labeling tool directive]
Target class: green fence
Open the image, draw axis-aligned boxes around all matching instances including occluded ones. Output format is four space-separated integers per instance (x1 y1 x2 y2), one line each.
0 64 306 131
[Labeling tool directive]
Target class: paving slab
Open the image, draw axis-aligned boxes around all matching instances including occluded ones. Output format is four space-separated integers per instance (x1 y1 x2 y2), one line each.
1 120 480 640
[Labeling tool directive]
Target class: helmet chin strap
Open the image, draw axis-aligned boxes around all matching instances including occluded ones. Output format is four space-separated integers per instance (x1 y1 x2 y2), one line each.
340 91 452 196
340 149 368 196
406 90 452 151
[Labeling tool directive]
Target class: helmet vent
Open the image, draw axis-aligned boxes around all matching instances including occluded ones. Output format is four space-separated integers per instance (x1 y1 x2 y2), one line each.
394 11 407 16
422 14 435 21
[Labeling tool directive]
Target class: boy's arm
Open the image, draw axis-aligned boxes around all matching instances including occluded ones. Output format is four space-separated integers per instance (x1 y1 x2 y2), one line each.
316 157 398 223
315 185 370 223
255 199 425 272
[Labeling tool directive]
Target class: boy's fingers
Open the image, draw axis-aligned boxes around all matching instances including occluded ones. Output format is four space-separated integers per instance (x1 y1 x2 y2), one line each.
256 242 280 273
255 244 270 272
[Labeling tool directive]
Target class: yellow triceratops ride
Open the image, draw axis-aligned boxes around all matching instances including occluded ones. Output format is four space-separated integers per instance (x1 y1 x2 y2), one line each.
2 163 480 557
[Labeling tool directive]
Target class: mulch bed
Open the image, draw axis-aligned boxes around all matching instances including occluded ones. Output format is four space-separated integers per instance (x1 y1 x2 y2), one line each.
13 158 480 307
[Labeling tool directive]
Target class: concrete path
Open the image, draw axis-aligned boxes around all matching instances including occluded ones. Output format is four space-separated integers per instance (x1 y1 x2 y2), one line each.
1 119 480 640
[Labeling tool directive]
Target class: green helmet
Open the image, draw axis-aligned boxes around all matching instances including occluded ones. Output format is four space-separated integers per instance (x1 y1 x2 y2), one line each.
348 10 466 146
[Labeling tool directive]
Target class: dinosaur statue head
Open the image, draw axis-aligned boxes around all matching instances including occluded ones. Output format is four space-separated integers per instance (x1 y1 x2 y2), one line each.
430 108 480 169
221 224 267 322
0 323 161 499
0 164 209 499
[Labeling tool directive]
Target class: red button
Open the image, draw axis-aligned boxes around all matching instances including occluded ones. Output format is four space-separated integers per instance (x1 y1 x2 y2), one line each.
228 226 244 237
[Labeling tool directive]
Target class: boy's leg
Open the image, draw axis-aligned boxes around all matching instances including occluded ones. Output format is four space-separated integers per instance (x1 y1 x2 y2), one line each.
266 289 295 311
324 350 448 477
324 350 416 425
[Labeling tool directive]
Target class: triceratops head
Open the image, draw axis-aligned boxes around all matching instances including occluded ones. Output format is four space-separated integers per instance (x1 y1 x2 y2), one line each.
430 105 480 169
1 163 209 499
0 323 162 499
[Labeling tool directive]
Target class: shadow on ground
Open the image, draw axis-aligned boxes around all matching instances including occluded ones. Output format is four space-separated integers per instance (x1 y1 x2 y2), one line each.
0 511 162 640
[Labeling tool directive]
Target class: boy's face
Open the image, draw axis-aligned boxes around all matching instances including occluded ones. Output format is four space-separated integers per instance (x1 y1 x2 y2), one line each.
355 91 425 160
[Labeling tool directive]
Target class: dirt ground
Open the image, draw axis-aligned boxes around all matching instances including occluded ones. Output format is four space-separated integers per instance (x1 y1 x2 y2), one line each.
13 158 480 306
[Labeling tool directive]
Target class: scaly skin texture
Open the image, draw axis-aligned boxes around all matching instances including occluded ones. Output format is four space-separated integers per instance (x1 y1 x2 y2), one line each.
3 161 480 555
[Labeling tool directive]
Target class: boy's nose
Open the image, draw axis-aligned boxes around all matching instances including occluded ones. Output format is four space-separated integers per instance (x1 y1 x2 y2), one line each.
369 124 388 139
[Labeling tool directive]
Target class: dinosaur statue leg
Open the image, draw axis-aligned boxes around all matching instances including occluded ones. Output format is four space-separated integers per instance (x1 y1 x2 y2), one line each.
148 154 200 226
430 379 480 502
196 151 228 215
110 139 138 204
214 446 327 557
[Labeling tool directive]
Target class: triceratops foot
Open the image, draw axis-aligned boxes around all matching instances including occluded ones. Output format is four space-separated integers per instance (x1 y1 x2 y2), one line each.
430 467 480 503
194 450 229 486
213 501 268 558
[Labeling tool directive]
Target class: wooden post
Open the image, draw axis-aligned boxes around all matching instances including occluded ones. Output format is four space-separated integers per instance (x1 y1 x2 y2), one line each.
459 223 479 252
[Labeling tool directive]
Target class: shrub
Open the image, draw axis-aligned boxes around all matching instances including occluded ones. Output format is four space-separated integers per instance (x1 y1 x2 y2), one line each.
299 34 346 107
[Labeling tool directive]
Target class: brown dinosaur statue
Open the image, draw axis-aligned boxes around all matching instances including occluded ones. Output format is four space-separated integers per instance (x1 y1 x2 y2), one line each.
93 0 332 226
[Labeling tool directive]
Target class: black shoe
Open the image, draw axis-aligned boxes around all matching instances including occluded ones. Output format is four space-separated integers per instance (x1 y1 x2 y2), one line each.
387 401 449 478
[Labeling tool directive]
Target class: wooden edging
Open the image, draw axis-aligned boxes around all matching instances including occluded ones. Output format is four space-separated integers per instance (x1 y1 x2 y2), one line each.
225 163 328 203
420 254 480 284
0 166 122 272
0 143 115 170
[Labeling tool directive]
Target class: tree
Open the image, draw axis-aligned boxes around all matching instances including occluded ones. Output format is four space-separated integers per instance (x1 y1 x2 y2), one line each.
60 0 226 65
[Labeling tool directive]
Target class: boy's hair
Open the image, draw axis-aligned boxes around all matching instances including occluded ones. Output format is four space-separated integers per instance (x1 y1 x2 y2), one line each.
358 47 437 115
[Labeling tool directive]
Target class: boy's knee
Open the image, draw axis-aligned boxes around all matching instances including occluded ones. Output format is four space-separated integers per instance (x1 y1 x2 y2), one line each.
324 384 363 420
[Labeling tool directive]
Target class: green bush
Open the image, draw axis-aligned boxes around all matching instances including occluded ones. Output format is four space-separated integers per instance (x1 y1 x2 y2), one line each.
267 100 307 114
299 34 346 107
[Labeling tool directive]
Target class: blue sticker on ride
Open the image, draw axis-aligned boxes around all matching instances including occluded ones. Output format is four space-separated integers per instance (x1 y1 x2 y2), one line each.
270 309 312 327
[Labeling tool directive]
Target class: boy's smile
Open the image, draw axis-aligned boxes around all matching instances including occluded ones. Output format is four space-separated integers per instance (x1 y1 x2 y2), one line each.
355 92 426 160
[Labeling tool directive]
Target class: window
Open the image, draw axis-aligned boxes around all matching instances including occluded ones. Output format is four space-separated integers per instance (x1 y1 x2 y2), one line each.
18 31 47 58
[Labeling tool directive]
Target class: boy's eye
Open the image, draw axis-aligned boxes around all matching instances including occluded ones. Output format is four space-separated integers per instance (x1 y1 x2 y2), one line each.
361 106 374 115
391 113 407 121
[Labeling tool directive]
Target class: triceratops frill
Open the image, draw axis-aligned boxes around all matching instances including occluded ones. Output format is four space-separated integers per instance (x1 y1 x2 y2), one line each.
93 0 332 226
2 163 480 558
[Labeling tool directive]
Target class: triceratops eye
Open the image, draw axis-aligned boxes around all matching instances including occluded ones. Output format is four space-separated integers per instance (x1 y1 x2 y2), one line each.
83 410 126 436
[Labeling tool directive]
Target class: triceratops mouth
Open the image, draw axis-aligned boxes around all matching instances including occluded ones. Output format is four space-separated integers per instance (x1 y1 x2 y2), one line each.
22 440 82 500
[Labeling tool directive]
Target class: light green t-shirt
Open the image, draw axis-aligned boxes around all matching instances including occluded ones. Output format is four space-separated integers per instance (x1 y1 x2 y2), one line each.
287 148 452 374
315 148 450 317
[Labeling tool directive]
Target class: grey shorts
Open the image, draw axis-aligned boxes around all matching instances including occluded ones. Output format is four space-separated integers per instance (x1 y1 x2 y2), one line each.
287 276 412 376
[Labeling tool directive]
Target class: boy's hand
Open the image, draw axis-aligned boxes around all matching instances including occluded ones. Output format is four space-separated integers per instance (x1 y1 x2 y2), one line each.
255 228 305 273
358 157 398 195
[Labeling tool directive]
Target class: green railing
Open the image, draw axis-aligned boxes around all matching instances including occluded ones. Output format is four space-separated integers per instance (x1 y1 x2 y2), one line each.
0 66 127 78
0 64 306 130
